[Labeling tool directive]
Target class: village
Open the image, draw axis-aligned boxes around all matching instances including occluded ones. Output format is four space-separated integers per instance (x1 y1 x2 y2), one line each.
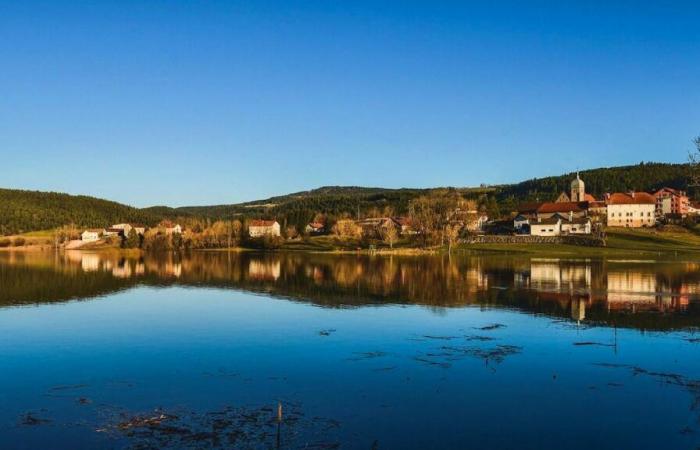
74 174 700 250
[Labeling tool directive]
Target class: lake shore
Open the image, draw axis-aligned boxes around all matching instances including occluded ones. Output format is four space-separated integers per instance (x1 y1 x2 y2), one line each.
3 227 699 259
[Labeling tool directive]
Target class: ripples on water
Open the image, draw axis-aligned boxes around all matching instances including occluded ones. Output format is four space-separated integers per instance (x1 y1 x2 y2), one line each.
1 251 700 449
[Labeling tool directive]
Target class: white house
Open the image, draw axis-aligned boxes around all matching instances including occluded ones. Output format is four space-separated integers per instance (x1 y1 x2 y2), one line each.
159 221 182 235
112 223 147 236
513 214 529 231
248 220 281 238
305 222 325 235
530 217 561 236
103 228 124 237
81 229 102 242
560 217 592 234
111 223 133 236
606 192 656 228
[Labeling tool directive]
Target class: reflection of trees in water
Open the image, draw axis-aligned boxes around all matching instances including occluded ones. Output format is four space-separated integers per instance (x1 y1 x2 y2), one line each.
2 251 700 330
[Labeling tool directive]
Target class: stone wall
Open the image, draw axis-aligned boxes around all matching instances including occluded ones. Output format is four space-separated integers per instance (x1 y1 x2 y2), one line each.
461 235 606 247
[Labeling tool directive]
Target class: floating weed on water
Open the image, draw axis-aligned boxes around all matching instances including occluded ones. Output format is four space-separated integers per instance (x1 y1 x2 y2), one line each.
594 362 700 428
440 345 523 365
77 397 92 405
20 412 51 426
549 319 595 331
203 368 240 378
318 329 336 337
346 351 389 361
464 335 496 342
49 384 89 392
99 403 343 449
474 323 506 331
413 356 452 369
372 366 397 372
421 335 461 341
573 341 615 347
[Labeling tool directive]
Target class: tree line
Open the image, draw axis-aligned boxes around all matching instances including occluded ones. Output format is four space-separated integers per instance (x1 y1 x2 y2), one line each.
2 159 697 237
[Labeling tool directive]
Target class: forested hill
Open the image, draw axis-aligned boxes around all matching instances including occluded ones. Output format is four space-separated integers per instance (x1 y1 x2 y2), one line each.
155 162 694 223
496 162 693 203
0 189 158 235
1 162 695 235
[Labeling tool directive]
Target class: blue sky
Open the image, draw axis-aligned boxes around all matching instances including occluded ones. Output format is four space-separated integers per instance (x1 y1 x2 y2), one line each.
1 1 699 207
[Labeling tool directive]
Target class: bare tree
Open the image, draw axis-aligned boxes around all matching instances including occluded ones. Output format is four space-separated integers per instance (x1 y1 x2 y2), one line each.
380 222 399 249
444 223 462 254
691 136 700 187
408 191 462 247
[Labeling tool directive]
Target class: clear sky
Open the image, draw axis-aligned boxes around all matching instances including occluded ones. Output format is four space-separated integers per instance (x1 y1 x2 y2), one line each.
1 1 699 207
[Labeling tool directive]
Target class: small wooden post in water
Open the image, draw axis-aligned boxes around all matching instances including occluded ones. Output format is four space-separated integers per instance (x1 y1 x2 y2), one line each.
276 401 283 449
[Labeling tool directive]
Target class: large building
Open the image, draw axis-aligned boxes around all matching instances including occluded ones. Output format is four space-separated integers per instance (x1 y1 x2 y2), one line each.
248 220 281 238
653 188 690 217
606 192 656 227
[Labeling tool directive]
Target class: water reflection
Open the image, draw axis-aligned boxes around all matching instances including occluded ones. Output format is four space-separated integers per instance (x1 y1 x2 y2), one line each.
2 251 700 330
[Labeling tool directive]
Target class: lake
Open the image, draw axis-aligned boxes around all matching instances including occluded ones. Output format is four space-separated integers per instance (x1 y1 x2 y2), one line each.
2 250 700 449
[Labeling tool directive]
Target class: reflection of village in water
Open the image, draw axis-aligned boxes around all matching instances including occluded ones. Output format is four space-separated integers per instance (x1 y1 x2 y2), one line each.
2 251 700 329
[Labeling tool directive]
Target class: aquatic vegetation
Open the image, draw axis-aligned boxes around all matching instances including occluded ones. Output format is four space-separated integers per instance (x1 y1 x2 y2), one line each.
318 329 337 336
346 351 389 361
474 323 506 331
98 403 342 449
19 412 51 426
573 342 615 347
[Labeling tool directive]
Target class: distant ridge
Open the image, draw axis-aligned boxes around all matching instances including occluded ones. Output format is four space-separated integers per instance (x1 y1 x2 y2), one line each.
1 162 694 235
0 188 158 235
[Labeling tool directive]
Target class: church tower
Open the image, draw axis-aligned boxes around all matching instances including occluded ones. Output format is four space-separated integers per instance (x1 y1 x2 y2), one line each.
570 172 585 202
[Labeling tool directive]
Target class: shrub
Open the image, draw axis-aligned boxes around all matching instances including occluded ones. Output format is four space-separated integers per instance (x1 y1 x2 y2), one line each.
0 238 11 247
13 237 26 247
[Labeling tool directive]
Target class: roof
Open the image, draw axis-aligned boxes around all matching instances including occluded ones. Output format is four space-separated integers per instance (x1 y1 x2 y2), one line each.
514 215 529 221
517 202 543 214
583 194 596 202
307 222 324 229
654 187 686 197
531 217 561 226
83 228 103 233
249 220 278 227
562 217 591 225
536 202 587 214
607 192 656 205
105 227 123 232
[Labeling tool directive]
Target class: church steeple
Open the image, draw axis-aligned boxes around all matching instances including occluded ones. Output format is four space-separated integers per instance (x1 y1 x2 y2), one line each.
570 172 585 202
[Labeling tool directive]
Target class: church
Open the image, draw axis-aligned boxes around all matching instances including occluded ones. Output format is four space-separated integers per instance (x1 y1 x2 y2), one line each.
554 173 596 203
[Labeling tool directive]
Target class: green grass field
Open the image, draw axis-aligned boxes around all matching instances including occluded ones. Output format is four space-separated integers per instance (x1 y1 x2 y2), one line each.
457 227 700 258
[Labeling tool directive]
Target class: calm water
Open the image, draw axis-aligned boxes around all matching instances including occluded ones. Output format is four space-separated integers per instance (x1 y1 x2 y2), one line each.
2 250 700 449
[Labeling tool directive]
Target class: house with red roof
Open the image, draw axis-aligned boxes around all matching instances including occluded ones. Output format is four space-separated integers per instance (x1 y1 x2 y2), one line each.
653 187 690 217
305 222 326 235
606 192 656 227
248 220 281 238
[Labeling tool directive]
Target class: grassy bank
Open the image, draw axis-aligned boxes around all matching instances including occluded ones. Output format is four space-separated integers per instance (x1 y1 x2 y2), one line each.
5 226 700 259
456 227 700 258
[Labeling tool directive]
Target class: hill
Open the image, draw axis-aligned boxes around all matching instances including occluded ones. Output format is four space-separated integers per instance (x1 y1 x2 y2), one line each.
1 162 695 235
496 162 693 203
155 162 695 230
0 188 159 235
